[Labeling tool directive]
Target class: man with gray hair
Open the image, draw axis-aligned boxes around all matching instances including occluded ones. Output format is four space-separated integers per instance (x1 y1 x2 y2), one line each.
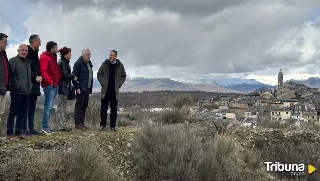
7 44 32 140
72 48 93 130
26 34 42 135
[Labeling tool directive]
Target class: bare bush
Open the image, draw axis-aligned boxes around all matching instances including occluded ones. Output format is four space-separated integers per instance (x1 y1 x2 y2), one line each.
156 109 187 124
260 119 293 129
171 94 193 109
298 121 320 132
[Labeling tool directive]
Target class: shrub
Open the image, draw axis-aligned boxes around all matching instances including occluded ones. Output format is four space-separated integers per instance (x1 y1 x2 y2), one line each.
131 123 202 180
260 119 293 129
251 130 320 181
298 121 320 132
0 150 63 181
0 141 121 181
132 123 277 181
60 141 120 181
171 94 193 109
157 109 187 124
85 100 100 126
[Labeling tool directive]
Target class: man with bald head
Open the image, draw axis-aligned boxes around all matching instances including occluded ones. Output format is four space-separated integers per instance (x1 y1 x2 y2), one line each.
72 48 93 129
97 50 126 132
6 44 33 140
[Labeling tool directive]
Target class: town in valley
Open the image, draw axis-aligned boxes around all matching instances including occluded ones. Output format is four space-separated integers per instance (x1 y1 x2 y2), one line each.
193 70 320 128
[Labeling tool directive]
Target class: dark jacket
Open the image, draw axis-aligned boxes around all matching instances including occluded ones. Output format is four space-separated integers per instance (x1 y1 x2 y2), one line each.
97 59 126 100
58 57 77 95
9 55 32 95
26 45 41 96
0 50 13 95
72 56 93 94
39 51 62 88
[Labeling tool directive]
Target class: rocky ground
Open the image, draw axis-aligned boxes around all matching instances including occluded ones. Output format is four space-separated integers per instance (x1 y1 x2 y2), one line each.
0 126 138 180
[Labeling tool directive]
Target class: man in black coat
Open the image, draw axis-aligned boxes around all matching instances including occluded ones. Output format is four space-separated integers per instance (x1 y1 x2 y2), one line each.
72 48 93 129
26 34 42 135
97 50 126 132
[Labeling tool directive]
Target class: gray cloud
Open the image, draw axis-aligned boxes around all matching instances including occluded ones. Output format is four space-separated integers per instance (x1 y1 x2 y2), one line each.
28 0 320 16
28 0 250 16
3 0 320 78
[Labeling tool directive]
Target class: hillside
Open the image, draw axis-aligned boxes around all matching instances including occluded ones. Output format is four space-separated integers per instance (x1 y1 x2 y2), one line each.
275 81 320 100
92 77 238 93
2 120 320 181
286 77 320 89
174 77 274 92
222 83 274 93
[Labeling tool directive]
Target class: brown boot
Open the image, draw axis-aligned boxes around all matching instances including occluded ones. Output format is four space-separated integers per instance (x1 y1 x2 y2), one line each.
7 136 19 141
17 135 28 140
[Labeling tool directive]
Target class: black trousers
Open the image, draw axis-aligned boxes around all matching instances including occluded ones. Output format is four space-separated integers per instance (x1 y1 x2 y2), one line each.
100 91 118 128
74 90 89 127
27 95 38 131
7 93 30 136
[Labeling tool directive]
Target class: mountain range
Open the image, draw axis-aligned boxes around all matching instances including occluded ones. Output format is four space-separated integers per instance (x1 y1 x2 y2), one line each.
92 77 238 93
285 77 320 89
89 77 320 93
173 77 274 92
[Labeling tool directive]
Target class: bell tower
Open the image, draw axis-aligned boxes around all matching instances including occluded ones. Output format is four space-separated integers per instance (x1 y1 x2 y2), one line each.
278 69 283 88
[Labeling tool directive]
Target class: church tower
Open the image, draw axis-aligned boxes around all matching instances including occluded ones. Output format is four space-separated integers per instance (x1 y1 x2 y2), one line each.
278 69 283 88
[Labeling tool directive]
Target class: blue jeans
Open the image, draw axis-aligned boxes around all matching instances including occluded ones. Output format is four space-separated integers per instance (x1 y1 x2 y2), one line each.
42 85 58 129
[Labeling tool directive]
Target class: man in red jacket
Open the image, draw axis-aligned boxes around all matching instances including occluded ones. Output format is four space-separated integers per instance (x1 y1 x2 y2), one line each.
0 33 9 128
39 41 62 135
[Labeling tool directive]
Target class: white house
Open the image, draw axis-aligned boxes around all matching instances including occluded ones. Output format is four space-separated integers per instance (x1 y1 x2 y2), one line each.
241 118 257 127
244 108 259 118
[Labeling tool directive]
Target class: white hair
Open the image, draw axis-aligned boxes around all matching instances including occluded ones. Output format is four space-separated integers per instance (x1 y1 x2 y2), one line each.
81 48 90 56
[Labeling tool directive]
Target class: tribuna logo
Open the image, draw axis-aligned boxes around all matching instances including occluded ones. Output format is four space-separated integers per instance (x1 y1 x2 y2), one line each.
264 162 305 172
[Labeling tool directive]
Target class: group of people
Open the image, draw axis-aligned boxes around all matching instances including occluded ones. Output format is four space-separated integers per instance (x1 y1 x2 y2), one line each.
0 33 127 140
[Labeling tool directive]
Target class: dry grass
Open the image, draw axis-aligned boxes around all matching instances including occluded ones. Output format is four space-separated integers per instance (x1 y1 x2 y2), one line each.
2 91 320 181
250 131 320 180
132 123 278 181
155 109 187 124
260 119 294 129
0 140 121 181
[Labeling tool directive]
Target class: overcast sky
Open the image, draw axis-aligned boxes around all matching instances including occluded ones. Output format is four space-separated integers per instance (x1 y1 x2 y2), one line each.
1 0 320 85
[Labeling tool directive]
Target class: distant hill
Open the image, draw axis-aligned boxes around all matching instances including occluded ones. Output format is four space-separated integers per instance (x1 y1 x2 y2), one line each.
223 83 274 93
92 77 238 93
174 77 274 93
286 77 320 89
